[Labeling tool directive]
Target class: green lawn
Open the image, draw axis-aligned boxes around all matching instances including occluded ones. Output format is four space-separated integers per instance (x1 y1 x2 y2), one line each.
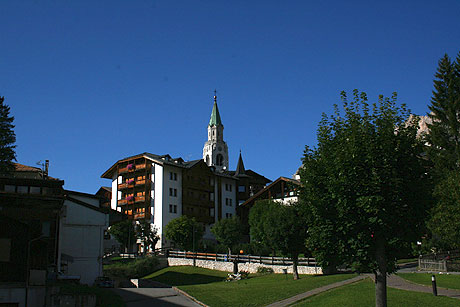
295 278 459 306
399 273 460 290
143 266 356 307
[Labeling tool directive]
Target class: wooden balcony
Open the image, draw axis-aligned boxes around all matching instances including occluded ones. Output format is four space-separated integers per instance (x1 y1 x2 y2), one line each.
117 195 146 206
117 179 147 190
134 212 146 219
118 163 147 174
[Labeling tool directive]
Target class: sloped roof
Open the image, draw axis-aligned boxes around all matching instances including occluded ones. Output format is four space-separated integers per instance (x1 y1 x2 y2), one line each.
239 176 301 208
234 152 249 178
209 100 223 126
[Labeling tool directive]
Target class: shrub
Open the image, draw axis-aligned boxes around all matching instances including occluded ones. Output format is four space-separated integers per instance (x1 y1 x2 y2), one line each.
256 266 274 275
104 256 159 279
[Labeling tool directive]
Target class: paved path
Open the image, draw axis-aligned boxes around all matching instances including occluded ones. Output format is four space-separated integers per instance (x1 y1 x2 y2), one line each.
266 273 460 307
265 275 367 307
112 280 202 307
387 274 460 299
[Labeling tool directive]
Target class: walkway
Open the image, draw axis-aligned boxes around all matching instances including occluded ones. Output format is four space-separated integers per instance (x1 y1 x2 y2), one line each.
265 275 367 307
112 279 203 307
266 273 460 307
386 274 460 299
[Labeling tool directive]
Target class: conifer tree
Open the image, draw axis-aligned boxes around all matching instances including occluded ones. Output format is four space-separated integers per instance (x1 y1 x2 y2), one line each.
0 96 16 173
426 52 460 172
426 52 460 249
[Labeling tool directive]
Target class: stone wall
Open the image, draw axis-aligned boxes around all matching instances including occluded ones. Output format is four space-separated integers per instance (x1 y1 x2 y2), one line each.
167 258 322 275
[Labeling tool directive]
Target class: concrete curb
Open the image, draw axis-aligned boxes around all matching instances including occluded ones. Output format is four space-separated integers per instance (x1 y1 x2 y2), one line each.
173 286 209 307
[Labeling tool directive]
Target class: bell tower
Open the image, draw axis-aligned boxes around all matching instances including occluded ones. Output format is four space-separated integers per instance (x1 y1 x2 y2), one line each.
203 91 229 171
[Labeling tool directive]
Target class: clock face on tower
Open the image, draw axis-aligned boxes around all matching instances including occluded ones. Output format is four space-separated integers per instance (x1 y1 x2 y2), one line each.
218 146 222 151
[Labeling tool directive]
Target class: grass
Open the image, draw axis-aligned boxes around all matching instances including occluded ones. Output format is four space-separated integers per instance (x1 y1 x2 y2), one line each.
399 273 460 290
143 266 357 307
56 282 124 307
295 278 459 306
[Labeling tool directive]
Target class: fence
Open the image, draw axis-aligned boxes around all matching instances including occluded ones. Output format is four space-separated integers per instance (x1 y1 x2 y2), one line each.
418 250 460 272
165 250 317 266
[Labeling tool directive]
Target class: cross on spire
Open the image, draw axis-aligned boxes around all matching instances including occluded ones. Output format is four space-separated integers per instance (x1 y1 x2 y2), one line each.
214 89 217 102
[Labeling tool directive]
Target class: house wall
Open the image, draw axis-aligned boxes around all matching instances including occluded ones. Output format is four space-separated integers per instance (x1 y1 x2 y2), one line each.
220 177 236 219
153 163 164 248
59 199 108 285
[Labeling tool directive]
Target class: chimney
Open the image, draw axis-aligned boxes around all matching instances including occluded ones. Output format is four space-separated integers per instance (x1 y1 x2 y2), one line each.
45 160 49 178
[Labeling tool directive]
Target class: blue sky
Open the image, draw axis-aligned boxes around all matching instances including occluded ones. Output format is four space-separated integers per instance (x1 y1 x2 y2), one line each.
1 0 460 193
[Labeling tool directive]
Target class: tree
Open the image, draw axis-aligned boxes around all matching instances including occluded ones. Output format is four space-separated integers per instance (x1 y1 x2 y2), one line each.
109 220 136 252
0 96 16 173
136 220 160 254
300 90 431 307
426 52 460 249
211 216 243 255
426 52 460 173
249 200 307 279
164 216 204 251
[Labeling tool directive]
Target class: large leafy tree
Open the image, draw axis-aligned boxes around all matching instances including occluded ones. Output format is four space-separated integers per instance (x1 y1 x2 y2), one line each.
0 96 16 173
249 200 307 279
211 216 243 255
300 90 431 307
136 220 160 254
109 220 136 252
164 216 203 251
426 52 460 249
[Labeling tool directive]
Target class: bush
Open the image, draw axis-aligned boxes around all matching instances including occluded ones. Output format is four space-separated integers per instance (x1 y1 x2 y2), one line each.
104 256 159 279
256 266 274 275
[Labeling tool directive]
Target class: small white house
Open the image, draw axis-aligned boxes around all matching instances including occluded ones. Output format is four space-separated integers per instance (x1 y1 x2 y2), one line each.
58 191 109 285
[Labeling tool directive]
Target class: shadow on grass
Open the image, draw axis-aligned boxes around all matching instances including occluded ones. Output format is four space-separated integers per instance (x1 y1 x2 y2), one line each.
147 271 225 286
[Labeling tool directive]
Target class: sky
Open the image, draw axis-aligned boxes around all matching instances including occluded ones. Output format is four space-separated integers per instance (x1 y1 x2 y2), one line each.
1 0 460 193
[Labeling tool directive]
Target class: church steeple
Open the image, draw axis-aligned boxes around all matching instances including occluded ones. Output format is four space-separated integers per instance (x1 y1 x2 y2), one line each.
209 94 223 127
203 91 229 171
235 150 247 177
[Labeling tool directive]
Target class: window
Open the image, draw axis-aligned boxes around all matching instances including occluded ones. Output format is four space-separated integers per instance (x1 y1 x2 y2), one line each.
4 185 15 192
225 213 233 218
226 198 232 206
210 193 214 201
210 208 215 217
174 189 177 197
30 186 41 194
216 154 223 166
17 186 28 193
238 185 246 192
169 172 177 181
169 204 177 213
225 184 232 191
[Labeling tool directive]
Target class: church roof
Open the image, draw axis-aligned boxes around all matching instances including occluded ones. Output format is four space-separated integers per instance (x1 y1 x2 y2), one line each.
208 97 223 127
234 152 249 178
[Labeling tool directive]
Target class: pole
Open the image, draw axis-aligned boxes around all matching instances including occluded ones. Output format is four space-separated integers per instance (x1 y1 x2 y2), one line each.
192 224 196 266
432 275 438 296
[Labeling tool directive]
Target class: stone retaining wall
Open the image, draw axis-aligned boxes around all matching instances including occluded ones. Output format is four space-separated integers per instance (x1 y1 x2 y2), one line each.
167 258 322 275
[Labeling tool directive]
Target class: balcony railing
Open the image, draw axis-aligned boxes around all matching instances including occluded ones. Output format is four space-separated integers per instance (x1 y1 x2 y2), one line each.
117 179 147 190
118 195 147 206
118 163 147 174
134 212 146 219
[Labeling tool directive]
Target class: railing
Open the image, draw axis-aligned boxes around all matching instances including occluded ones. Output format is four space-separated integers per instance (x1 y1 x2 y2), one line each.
419 258 447 271
119 164 147 174
117 196 146 206
134 212 146 219
166 250 317 266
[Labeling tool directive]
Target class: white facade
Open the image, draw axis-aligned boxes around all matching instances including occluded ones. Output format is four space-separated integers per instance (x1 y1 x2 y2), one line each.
58 196 108 285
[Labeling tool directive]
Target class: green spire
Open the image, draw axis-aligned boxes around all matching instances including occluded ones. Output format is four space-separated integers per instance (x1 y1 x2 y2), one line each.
208 94 223 126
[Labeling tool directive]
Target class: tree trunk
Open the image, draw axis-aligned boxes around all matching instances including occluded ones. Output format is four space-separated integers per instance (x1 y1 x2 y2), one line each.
375 238 387 307
292 254 299 280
